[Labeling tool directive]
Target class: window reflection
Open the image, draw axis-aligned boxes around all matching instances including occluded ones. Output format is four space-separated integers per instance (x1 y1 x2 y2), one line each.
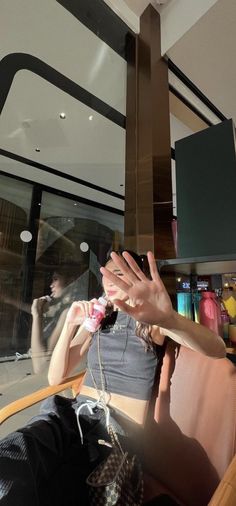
0 177 123 395
30 263 87 374
31 193 123 373
0 178 31 359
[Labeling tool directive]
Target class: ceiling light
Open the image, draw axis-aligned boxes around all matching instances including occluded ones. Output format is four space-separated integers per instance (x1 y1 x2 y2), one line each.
60 112 66 119
80 242 89 252
35 147 40 152
89 115 93 121
20 230 32 243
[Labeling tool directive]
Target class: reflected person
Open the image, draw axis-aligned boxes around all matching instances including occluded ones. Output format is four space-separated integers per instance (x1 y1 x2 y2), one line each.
30 263 88 374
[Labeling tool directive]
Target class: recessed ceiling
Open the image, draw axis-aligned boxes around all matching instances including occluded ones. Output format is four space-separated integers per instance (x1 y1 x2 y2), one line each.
0 70 125 200
167 0 236 123
1 0 126 114
0 0 126 209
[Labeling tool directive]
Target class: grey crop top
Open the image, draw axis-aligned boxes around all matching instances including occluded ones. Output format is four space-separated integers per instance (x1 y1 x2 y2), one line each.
83 311 158 401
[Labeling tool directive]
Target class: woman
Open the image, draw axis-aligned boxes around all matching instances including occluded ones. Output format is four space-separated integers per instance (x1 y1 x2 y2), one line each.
31 263 87 374
0 251 225 506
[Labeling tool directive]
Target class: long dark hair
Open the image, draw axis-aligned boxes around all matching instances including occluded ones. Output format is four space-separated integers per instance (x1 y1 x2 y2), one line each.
104 250 155 352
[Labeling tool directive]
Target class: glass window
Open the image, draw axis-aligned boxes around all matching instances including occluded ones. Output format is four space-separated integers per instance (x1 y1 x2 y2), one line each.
30 191 123 375
0 174 35 432
0 176 123 436
0 0 127 437
0 174 33 357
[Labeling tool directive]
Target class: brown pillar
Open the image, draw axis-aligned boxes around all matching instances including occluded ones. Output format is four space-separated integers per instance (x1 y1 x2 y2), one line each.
125 5 175 260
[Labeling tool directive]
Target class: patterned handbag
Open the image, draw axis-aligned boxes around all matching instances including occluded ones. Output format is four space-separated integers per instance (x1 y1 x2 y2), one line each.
85 329 144 505
86 428 143 505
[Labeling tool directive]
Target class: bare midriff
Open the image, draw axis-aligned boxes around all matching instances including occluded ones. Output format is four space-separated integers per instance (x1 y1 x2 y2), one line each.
80 384 149 427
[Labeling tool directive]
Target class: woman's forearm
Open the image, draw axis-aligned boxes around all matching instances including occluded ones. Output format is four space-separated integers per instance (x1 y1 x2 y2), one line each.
48 321 77 385
161 310 226 358
31 314 47 373
48 299 97 385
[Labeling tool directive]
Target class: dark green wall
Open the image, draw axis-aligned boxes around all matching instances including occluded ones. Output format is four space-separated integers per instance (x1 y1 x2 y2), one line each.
175 119 236 258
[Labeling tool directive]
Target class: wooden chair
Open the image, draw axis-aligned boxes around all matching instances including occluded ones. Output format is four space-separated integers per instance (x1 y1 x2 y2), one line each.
1 347 236 506
143 342 236 506
209 454 236 506
0 371 85 425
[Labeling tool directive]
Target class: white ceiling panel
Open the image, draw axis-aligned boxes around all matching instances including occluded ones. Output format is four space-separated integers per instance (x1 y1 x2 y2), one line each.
167 0 236 123
0 70 125 200
1 0 126 115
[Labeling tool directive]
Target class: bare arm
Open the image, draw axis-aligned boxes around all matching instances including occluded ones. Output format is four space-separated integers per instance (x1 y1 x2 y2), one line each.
101 251 226 359
31 312 44 374
151 325 165 345
30 297 68 374
48 300 96 385
47 309 69 352
158 311 226 357
31 297 50 374
48 322 91 385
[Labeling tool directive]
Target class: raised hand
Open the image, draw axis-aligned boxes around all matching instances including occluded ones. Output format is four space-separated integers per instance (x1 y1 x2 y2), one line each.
31 297 50 316
100 251 174 327
65 299 97 326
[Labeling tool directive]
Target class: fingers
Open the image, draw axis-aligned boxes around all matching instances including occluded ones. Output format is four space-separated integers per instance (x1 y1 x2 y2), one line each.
100 266 131 293
78 300 98 317
121 252 147 282
147 251 164 288
112 298 135 315
113 298 144 322
67 300 97 323
34 297 47 308
101 250 147 288
101 250 151 292
110 252 139 284
79 302 90 317
88 301 95 317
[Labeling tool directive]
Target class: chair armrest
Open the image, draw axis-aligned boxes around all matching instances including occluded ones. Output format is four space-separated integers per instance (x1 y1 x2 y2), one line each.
0 371 85 425
208 455 236 506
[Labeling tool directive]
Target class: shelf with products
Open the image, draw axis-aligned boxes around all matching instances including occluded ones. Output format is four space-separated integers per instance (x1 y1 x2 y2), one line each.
157 254 236 276
157 255 236 364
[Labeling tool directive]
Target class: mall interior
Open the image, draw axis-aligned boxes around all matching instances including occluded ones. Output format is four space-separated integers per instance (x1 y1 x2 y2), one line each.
0 1 236 505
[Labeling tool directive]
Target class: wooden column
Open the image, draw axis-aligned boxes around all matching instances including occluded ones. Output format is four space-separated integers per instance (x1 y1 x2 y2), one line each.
125 5 175 259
